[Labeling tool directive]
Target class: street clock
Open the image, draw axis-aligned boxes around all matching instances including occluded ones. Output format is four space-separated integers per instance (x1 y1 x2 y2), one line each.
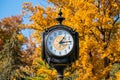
42 9 79 80
42 10 79 66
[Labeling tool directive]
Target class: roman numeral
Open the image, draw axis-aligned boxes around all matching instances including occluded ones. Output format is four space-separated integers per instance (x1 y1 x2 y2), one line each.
68 46 70 49
65 50 67 53
54 32 57 36
50 37 53 40
59 52 61 55
58 31 62 35
50 46 52 50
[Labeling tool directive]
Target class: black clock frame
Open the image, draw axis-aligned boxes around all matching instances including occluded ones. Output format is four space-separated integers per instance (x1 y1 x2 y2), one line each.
42 25 79 66
45 26 75 58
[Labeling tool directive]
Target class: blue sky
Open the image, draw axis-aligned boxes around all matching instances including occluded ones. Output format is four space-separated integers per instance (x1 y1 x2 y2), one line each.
0 0 49 38
0 0 48 19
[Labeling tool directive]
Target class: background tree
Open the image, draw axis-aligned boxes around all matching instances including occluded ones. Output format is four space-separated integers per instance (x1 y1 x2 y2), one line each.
22 0 120 80
1 0 120 79
0 16 26 79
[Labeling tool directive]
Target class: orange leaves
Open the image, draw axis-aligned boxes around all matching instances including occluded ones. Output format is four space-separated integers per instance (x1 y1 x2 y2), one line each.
22 2 37 15
20 66 34 76
21 0 120 79
1 15 22 28
37 67 57 80
116 71 120 80
0 38 3 50
17 34 25 42
0 16 23 43
22 2 58 30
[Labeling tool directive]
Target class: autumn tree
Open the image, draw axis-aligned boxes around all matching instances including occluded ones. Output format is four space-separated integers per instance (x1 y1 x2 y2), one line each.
22 0 120 80
0 16 26 79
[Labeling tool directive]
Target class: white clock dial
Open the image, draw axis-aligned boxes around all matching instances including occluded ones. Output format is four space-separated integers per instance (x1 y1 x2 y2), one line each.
46 29 74 56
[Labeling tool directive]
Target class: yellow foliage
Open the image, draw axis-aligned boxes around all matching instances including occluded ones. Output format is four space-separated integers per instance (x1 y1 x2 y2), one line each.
17 34 24 42
37 67 57 80
64 72 70 77
22 0 120 79
116 71 120 80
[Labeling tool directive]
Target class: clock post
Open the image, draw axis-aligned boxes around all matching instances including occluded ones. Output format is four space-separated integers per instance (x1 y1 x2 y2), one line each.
42 9 79 80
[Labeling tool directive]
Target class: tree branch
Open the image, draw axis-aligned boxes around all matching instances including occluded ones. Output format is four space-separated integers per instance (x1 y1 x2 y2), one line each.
113 14 120 25
90 30 99 42
106 14 120 49
108 14 119 40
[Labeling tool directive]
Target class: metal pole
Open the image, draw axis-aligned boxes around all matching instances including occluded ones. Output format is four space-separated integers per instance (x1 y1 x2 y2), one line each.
55 66 65 80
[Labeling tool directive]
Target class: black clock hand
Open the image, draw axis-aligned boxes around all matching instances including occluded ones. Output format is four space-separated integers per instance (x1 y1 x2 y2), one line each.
60 41 72 44
59 34 66 44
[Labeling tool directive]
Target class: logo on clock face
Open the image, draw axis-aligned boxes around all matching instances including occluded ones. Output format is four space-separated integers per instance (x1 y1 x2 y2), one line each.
53 36 67 50
46 29 74 56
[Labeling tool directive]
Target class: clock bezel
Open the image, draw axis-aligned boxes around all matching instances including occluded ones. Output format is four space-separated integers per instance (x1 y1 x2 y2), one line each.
45 25 76 58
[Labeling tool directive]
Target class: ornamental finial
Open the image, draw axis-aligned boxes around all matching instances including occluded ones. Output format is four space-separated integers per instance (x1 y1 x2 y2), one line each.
56 8 65 25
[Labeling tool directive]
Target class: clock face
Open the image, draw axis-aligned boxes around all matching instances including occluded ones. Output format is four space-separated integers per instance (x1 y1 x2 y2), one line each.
46 29 74 56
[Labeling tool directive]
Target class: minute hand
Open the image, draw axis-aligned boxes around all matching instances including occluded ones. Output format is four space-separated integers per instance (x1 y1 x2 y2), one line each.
61 41 72 44
59 35 66 44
